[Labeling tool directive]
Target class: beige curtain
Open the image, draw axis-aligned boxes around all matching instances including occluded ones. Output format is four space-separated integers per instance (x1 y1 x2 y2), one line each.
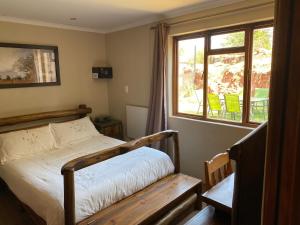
146 23 169 149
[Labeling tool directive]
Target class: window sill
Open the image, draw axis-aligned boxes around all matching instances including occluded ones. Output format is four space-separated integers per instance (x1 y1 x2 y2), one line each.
169 114 256 130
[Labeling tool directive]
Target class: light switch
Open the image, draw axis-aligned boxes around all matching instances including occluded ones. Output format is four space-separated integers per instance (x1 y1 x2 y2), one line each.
124 85 129 94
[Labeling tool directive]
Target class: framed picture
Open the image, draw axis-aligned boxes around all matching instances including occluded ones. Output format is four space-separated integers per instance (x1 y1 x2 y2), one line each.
0 43 60 88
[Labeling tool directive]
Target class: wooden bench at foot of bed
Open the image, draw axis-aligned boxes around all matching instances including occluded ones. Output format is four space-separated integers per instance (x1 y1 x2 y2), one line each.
78 174 201 225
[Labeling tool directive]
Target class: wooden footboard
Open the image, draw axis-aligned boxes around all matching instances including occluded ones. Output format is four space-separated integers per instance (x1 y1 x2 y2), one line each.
61 130 186 225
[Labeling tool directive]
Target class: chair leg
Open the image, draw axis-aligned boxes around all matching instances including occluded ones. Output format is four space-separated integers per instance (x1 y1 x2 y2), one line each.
263 102 266 120
231 112 235 120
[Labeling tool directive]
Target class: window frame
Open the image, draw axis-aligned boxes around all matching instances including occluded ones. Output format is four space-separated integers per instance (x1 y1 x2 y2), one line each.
172 20 274 127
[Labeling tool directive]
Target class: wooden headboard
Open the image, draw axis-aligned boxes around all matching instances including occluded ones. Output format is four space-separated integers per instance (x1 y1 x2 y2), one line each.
0 104 92 133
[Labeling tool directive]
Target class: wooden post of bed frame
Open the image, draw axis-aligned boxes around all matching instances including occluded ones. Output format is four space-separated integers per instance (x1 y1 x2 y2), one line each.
63 170 76 225
172 131 180 173
78 105 88 118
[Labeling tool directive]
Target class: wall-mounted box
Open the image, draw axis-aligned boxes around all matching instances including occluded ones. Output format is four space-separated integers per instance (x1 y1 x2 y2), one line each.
92 67 113 79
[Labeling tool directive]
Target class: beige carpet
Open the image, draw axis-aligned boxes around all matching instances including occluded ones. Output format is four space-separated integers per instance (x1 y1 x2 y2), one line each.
0 188 33 225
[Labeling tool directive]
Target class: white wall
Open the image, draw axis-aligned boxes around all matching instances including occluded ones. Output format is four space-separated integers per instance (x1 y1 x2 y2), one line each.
0 21 108 118
169 118 252 178
106 0 274 180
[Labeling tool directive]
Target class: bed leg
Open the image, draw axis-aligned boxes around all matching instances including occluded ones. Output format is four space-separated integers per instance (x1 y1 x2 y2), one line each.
196 182 203 210
63 171 76 225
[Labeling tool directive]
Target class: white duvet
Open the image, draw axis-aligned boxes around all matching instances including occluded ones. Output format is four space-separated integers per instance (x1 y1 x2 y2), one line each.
0 135 174 225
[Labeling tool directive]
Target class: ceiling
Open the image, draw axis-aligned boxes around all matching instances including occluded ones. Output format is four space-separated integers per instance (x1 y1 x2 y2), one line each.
0 0 244 33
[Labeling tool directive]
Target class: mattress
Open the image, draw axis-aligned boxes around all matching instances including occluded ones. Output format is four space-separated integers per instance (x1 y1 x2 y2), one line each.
0 135 174 225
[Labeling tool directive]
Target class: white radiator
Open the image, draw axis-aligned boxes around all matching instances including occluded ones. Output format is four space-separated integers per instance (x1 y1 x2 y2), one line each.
126 105 148 139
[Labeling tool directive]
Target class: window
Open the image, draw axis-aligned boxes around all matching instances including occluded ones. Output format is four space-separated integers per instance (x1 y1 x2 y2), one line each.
211 31 245 49
173 21 273 126
177 37 205 116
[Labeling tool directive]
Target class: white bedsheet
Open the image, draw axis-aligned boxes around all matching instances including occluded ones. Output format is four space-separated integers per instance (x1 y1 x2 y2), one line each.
0 135 174 225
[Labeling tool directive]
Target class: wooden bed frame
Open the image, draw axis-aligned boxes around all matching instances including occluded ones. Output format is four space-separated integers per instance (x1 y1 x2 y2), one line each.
0 105 202 225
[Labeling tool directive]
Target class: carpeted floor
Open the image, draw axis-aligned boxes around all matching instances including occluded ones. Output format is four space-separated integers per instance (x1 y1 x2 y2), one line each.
0 188 33 225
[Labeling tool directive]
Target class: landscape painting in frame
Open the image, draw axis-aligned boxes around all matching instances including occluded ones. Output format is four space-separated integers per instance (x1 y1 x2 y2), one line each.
0 43 60 88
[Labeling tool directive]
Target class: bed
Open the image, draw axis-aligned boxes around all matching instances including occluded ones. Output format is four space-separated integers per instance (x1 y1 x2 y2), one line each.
0 105 202 225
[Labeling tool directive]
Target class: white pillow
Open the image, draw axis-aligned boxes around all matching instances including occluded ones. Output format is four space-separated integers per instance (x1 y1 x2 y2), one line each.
0 126 55 165
49 117 99 148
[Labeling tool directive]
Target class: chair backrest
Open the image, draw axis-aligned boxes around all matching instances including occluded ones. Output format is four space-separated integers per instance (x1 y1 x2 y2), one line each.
224 94 241 113
254 88 269 98
207 93 222 111
204 152 233 189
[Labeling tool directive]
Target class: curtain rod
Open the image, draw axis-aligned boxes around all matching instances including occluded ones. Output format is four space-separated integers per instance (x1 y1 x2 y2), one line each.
150 1 274 30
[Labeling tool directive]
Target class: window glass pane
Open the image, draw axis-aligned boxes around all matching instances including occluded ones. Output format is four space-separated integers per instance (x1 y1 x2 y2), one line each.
211 31 245 49
207 53 245 122
250 27 273 123
177 38 205 116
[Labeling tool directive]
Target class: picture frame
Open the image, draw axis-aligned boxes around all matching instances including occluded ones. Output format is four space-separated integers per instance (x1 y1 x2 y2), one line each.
0 43 60 89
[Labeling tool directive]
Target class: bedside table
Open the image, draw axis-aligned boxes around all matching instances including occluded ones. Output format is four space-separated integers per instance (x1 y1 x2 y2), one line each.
93 119 123 140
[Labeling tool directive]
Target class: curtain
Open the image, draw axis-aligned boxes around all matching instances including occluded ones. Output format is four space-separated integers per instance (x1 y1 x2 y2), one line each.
146 23 169 150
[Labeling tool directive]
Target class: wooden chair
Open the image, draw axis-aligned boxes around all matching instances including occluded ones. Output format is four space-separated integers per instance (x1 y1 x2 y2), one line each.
204 152 233 189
